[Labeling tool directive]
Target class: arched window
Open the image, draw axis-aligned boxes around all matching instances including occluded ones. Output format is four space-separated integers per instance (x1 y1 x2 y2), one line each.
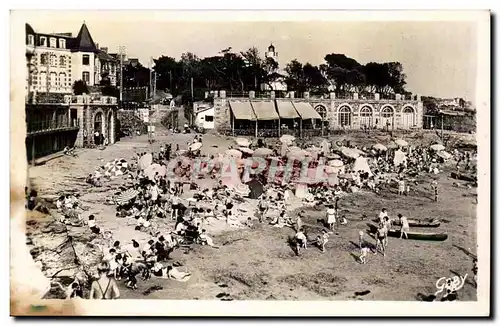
359 106 372 116
401 106 416 129
381 106 394 117
40 53 48 65
59 56 66 67
315 105 327 119
338 106 351 127
59 73 66 87
50 54 57 67
359 106 373 128
403 106 414 114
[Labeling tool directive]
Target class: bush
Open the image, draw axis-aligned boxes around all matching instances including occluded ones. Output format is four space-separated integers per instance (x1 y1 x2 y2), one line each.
73 80 89 95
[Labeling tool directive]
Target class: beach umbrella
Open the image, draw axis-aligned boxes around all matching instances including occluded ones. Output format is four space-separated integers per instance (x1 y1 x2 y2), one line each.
288 146 302 152
233 183 251 196
287 149 310 160
373 143 388 151
328 159 344 168
430 144 446 151
326 153 341 160
394 139 409 147
145 163 167 180
189 142 203 152
138 153 153 170
307 145 321 153
238 147 254 155
386 142 398 149
225 149 243 158
436 151 452 160
235 137 251 147
280 134 295 144
341 147 360 159
115 189 139 205
253 148 273 157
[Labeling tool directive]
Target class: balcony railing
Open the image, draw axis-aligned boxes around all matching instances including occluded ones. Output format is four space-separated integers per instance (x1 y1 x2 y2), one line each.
27 119 79 134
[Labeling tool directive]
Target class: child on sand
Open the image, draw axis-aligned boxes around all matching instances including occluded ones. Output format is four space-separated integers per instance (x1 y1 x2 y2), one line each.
294 230 307 255
398 214 410 239
374 224 388 256
326 205 336 231
358 230 364 249
359 246 370 264
316 230 329 252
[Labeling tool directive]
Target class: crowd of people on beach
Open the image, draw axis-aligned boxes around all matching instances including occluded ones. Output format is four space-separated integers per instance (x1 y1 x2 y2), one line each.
26 129 479 300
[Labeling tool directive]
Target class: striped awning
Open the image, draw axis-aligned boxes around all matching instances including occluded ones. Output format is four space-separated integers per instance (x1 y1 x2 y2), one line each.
293 102 322 120
276 100 300 119
229 100 257 120
251 101 279 120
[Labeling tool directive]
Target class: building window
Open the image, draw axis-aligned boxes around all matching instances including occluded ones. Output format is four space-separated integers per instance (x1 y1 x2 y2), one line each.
359 106 373 127
82 72 90 84
403 106 415 114
381 107 394 118
59 56 66 67
40 36 47 47
82 55 90 65
27 35 34 46
40 53 48 65
315 105 327 119
338 106 351 127
50 54 57 67
205 115 214 122
360 107 372 116
50 73 56 87
59 73 66 86
49 38 57 48
59 39 66 48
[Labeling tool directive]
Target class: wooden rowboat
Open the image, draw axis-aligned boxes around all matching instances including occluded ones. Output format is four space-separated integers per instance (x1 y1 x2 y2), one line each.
367 224 448 242
373 218 441 228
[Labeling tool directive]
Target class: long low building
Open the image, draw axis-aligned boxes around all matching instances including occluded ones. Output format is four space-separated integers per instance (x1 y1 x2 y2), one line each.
213 90 424 137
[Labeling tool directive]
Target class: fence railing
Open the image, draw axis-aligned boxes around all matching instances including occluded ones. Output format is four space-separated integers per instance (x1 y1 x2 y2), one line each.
27 119 79 133
219 91 417 101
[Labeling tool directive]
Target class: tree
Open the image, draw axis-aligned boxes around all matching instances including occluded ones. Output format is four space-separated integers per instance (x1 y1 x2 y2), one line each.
240 47 267 90
123 62 151 88
386 62 407 95
320 53 363 95
73 80 89 95
363 62 385 93
285 59 304 91
303 63 326 91
153 56 181 92
101 85 119 97
99 71 111 86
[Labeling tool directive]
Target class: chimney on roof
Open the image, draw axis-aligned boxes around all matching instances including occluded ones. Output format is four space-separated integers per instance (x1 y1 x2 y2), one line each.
95 43 99 49
101 47 108 53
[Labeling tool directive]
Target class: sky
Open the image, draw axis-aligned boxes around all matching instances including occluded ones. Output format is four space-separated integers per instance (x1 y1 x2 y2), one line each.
17 11 480 102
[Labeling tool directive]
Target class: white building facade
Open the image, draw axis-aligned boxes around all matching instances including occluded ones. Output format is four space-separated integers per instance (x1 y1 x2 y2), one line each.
195 107 215 130
26 23 118 97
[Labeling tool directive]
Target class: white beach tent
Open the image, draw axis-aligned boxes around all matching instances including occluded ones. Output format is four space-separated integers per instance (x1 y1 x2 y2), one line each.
393 149 407 167
353 156 372 176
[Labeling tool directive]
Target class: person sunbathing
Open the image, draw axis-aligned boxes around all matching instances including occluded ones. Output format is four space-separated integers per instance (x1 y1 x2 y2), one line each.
151 263 192 281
